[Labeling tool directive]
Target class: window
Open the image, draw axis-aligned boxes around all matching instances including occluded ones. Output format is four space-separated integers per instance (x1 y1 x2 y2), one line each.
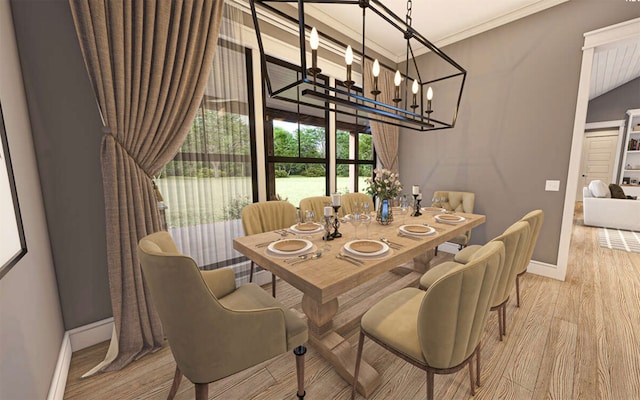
336 125 374 194
263 57 330 206
156 37 257 276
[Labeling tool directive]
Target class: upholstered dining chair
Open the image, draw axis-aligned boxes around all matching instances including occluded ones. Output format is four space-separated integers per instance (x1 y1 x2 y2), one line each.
299 196 332 222
422 221 530 340
352 241 505 400
241 201 297 297
138 231 308 400
341 192 374 216
431 190 475 255
515 210 544 307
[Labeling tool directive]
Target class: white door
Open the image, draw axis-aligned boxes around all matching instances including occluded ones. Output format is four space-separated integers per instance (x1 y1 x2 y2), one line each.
576 130 619 201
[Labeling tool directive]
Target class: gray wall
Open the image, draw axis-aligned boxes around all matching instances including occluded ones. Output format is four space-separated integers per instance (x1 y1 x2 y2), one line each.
0 1 64 398
587 77 640 123
400 1 637 265
11 0 111 330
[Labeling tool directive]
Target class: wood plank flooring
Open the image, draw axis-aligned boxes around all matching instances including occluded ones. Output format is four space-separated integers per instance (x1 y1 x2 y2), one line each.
64 206 640 399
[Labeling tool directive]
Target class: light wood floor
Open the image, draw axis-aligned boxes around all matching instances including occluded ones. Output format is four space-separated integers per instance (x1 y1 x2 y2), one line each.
64 206 640 399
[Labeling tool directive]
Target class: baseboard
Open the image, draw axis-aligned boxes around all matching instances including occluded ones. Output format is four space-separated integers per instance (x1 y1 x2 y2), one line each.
47 318 114 400
68 317 114 352
47 332 71 400
526 260 565 281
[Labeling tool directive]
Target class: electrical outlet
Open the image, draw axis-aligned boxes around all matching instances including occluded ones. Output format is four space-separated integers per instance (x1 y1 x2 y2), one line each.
545 180 560 191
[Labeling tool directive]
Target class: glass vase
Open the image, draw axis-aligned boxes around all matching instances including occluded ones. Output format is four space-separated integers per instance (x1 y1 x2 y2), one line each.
376 198 394 225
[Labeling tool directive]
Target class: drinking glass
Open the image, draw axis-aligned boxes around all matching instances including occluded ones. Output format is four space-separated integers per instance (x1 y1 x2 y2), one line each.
361 214 371 239
352 210 362 239
305 210 315 223
432 196 440 207
400 196 409 224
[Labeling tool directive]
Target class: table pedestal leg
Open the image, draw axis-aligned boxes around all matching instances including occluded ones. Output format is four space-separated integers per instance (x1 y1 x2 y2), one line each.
412 248 436 273
301 294 381 397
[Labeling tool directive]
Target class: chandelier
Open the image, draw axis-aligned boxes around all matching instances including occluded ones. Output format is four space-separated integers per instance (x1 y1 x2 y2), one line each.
249 0 466 132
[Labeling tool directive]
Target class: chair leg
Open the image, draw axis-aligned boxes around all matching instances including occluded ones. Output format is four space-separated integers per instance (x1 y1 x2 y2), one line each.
194 383 208 400
294 345 307 399
272 273 277 298
476 344 481 387
434 246 439 256
516 274 521 307
351 330 366 400
426 370 435 400
167 365 182 400
496 307 503 341
468 358 476 396
249 261 255 283
502 303 507 337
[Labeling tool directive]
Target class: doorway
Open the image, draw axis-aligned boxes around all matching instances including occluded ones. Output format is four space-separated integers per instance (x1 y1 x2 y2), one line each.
576 130 619 201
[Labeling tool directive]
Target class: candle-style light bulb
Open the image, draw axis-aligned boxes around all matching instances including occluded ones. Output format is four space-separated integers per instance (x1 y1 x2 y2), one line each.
345 45 353 65
393 70 402 103
411 79 419 108
345 45 353 86
372 59 380 77
309 27 320 79
371 59 381 97
426 86 433 112
310 27 319 50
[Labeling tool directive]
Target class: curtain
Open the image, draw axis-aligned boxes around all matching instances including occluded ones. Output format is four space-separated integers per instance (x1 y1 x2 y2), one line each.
156 4 254 281
69 0 225 373
364 59 400 174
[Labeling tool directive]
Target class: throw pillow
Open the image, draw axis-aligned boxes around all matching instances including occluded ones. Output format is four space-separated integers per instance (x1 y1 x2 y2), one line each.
609 183 627 199
588 180 610 198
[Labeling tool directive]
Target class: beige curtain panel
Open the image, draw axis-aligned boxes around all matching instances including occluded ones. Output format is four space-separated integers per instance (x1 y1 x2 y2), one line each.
364 59 400 174
69 0 225 373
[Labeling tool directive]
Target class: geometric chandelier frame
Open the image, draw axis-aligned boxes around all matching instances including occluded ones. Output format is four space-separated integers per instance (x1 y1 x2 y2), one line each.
250 0 467 132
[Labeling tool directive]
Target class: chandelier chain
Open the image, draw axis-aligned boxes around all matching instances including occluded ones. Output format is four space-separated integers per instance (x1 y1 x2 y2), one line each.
406 0 412 27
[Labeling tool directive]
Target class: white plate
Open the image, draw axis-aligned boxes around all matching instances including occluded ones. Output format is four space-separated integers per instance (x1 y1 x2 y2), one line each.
289 223 324 234
344 240 389 257
267 239 312 255
435 214 466 224
421 207 446 213
399 224 436 236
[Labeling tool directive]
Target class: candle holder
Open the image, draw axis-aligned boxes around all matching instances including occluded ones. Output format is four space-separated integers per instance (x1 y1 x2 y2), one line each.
412 194 422 217
331 205 342 238
323 216 334 241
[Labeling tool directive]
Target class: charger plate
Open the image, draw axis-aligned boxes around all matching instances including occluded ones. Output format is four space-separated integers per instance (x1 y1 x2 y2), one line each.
344 240 389 257
435 214 466 224
399 224 436 236
267 239 312 255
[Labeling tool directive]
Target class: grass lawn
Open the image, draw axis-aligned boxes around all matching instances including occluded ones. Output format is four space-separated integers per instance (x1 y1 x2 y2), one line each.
156 176 368 227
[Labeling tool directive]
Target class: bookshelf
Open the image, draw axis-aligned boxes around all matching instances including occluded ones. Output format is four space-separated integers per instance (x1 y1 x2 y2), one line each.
620 109 640 197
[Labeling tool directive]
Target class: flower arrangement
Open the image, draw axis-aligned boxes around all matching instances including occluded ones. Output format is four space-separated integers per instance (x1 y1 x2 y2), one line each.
364 168 403 199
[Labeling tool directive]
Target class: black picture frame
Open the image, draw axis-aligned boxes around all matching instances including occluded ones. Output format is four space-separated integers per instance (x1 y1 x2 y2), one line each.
0 101 27 279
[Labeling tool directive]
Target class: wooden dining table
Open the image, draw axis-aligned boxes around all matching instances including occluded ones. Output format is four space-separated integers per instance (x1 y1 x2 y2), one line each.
233 210 485 396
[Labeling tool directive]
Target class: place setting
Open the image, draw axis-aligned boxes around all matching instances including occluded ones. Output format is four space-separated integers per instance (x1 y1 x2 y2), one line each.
398 223 436 240
336 239 392 266
434 213 466 224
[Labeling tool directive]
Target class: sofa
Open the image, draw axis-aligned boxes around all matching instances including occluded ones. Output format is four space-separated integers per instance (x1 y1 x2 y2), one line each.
582 181 640 231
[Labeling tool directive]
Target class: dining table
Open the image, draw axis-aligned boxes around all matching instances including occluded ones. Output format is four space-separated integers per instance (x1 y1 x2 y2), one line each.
233 209 485 396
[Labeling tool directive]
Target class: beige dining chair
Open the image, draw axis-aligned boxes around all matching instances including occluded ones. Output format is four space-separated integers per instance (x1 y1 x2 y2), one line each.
241 201 298 297
341 192 374 216
138 231 308 400
431 190 475 255
299 196 332 222
352 241 505 400
515 209 544 307
423 220 530 340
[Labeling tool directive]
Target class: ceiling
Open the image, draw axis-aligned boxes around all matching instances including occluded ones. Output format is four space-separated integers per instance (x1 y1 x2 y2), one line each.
590 35 640 100
244 1 640 100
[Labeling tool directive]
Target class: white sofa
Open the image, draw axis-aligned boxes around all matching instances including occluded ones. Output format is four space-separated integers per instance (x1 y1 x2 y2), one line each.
582 186 640 231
